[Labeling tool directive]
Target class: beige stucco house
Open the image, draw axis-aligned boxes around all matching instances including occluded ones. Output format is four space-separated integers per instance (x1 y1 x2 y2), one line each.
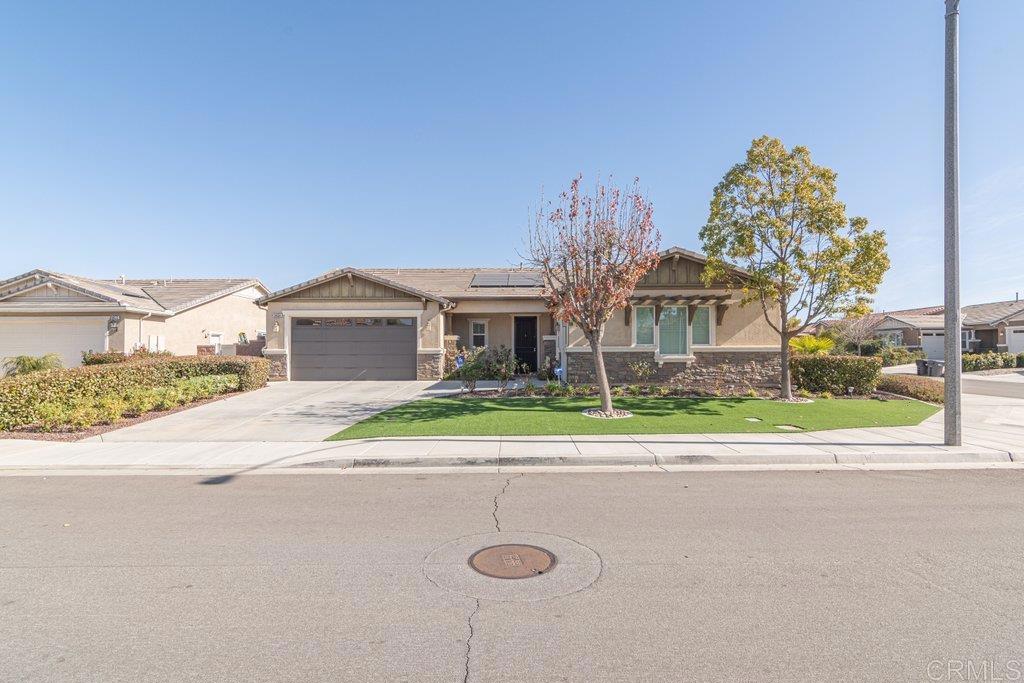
257 247 782 390
873 299 1024 359
0 269 268 367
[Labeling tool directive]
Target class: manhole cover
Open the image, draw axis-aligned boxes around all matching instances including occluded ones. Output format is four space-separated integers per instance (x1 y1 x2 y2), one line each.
469 544 556 579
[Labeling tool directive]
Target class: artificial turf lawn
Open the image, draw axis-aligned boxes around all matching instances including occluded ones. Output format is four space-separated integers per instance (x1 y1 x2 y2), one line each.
326 396 939 440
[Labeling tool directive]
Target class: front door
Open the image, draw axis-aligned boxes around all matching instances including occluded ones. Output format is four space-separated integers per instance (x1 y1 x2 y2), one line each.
513 316 538 372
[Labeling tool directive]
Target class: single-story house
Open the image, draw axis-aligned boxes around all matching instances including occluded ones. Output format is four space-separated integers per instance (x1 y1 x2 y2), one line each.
256 247 782 389
0 269 268 367
873 298 1024 359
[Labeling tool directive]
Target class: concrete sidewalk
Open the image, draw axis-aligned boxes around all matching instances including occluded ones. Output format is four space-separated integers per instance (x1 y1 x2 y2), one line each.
2 392 1021 472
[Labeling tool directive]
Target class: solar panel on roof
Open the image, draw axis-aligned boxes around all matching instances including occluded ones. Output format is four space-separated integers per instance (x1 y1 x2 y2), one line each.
469 273 510 287
508 272 543 287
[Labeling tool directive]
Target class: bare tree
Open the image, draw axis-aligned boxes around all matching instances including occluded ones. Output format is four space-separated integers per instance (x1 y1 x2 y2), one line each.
526 175 660 414
830 315 880 355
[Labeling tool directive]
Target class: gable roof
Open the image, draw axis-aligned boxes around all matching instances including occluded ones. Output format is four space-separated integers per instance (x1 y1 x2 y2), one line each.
255 267 453 306
962 299 1024 326
111 278 265 313
0 269 265 315
655 246 754 279
364 268 544 300
875 313 946 330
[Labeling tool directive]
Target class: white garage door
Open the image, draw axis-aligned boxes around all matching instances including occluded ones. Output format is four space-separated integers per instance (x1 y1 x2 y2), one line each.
1008 327 1024 354
920 330 945 360
0 316 108 368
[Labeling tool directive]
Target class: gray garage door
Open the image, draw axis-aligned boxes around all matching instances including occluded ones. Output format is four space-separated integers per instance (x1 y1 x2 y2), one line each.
291 317 417 380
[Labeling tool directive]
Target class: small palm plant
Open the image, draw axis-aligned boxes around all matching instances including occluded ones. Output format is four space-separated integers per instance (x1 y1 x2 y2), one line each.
2 353 63 377
788 335 836 355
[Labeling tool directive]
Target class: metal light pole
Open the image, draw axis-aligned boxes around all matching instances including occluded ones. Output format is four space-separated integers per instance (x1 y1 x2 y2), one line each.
944 0 962 446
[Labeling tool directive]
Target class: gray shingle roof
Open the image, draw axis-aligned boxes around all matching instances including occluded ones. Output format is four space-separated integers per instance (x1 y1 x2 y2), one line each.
962 299 1024 326
364 268 545 299
0 269 264 314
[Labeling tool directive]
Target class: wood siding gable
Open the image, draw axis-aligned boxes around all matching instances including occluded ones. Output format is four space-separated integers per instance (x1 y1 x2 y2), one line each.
637 255 731 289
281 273 418 301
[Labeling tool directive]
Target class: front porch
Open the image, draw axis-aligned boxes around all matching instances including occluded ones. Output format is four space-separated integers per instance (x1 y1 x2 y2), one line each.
444 306 555 375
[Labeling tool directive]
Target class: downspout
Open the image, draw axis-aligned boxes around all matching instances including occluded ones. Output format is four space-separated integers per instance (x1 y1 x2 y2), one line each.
138 312 153 351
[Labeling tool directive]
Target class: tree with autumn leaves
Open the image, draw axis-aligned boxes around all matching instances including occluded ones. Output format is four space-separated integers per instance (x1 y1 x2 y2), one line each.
700 136 890 400
527 175 660 415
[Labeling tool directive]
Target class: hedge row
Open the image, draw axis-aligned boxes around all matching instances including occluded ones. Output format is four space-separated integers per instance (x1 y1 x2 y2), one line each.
962 352 1024 372
878 346 926 368
0 355 269 431
790 354 882 395
877 375 944 404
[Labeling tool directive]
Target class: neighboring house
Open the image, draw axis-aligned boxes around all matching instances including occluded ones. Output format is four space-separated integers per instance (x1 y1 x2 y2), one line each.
872 298 1024 359
257 247 782 389
0 269 268 367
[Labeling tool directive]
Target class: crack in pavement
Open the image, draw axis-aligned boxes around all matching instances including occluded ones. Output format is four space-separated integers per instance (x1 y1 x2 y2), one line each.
491 474 521 532
462 598 481 683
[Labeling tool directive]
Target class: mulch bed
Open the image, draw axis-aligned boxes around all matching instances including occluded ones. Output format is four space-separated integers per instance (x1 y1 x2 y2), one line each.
0 390 244 442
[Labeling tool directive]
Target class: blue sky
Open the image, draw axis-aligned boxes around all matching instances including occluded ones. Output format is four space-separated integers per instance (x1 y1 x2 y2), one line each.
1 1 1021 311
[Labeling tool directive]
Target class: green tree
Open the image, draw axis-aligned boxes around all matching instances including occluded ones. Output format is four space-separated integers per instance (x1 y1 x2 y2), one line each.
700 136 889 400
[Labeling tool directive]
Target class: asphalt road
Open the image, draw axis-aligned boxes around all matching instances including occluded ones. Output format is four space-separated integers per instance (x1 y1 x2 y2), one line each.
962 376 1024 399
2 470 1023 682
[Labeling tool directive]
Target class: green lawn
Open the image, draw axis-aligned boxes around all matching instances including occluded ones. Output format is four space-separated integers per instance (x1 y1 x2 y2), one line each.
327 396 939 440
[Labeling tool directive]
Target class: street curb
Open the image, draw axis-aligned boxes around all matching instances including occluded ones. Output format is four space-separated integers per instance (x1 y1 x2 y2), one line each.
290 450 1014 469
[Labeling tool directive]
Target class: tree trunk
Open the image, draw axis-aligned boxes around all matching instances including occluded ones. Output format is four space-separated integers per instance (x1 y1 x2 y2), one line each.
587 331 614 414
778 295 792 400
780 329 793 400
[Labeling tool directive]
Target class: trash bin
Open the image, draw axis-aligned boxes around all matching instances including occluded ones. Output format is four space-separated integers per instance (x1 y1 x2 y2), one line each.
928 360 946 377
916 359 928 376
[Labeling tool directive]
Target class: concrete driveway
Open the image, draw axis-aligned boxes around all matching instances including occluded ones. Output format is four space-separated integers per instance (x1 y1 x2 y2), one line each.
93 380 457 442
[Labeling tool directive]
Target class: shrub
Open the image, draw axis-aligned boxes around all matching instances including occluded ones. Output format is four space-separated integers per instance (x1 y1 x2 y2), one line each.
962 352 1018 372
67 401 100 430
3 353 63 377
0 355 268 431
877 375 944 404
34 402 67 432
123 388 158 417
82 351 129 366
790 355 881 395
878 346 926 368
858 340 884 357
96 395 127 424
482 346 520 391
788 335 835 355
450 347 487 392
1019 353 1024 368
544 381 563 396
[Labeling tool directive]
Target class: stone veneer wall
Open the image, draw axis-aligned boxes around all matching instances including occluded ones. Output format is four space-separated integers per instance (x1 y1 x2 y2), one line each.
442 335 460 377
541 338 557 375
565 350 781 392
417 351 444 380
265 351 288 381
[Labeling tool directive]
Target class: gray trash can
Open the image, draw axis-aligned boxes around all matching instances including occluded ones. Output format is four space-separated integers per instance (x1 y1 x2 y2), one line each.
928 360 946 377
916 359 928 376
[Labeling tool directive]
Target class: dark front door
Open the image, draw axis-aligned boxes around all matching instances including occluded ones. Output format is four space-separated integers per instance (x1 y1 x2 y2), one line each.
513 316 538 372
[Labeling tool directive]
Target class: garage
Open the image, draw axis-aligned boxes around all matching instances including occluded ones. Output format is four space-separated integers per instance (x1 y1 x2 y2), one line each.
290 317 417 380
1007 326 1024 354
921 330 945 360
0 316 108 368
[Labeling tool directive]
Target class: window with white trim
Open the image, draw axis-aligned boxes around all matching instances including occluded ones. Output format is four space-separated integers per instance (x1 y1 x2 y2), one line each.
691 306 712 346
470 320 488 348
658 306 687 356
634 306 654 345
